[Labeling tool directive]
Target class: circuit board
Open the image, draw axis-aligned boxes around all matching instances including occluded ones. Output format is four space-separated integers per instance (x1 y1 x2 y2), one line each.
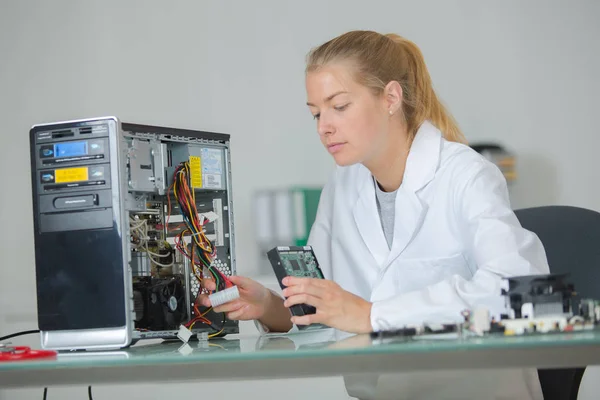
277 248 323 278
267 246 325 331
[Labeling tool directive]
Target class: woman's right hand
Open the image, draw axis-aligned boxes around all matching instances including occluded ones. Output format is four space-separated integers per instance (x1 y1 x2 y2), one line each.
197 275 271 321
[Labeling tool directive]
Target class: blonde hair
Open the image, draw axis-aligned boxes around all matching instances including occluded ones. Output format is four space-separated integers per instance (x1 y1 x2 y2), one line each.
306 30 467 144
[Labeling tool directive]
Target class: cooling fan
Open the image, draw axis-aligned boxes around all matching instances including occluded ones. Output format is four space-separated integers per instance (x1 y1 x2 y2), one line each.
133 276 187 331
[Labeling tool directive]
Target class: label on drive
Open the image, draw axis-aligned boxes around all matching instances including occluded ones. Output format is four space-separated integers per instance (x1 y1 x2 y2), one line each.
55 167 89 183
189 156 202 188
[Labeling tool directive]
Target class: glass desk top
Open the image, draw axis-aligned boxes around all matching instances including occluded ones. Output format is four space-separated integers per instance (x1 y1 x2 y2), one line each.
2 328 600 388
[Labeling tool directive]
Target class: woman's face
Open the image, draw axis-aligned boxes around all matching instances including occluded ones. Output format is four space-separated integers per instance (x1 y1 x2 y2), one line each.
305 63 390 167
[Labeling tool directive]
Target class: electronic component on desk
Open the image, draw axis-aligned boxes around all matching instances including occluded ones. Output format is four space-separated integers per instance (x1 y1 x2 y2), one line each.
471 274 598 336
459 307 495 336
29 117 238 351
496 273 596 335
370 327 420 339
470 307 491 336
267 245 326 331
501 316 565 336
501 273 575 319
372 274 599 341
370 324 459 340
579 299 600 323
496 311 597 336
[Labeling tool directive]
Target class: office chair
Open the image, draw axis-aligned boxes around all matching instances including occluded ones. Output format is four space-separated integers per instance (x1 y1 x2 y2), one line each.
514 205 600 400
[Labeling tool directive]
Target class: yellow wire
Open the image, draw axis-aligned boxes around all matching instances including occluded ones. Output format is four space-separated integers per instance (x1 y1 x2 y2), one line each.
170 163 224 340
188 306 215 330
187 163 196 204
177 166 208 252
182 163 211 253
174 168 198 240
187 324 224 340
173 173 179 202
172 163 214 267
208 328 224 338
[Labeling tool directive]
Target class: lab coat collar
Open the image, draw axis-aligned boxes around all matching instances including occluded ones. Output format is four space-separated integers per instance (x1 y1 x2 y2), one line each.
352 121 442 267
402 120 443 193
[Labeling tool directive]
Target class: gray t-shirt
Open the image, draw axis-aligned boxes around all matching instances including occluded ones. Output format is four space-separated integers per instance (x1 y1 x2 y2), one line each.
374 179 397 249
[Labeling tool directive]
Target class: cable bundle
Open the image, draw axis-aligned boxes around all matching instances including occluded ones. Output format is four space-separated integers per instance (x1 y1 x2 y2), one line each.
170 162 215 262
168 161 232 337
129 217 173 269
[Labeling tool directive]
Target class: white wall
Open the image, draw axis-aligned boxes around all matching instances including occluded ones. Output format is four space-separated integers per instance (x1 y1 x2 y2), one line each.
1 0 599 399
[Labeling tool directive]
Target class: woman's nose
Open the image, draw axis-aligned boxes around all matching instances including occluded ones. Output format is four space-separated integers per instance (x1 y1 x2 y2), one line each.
317 114 334 136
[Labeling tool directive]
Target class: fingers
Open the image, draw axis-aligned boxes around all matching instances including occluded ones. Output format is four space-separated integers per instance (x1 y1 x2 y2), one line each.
198 276 250 309
228 304 250 320
284 294 321 309
291 314 320 326
213 300 245 314
201 277 216 291
282 276 328 288
196 294 211 307
228 275 259 289
282 281 325 299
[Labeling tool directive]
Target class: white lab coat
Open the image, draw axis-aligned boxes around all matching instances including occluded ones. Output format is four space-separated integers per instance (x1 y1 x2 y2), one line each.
303 121 549 399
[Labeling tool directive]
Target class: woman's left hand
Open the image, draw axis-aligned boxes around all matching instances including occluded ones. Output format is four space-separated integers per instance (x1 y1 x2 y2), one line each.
281 276 373 334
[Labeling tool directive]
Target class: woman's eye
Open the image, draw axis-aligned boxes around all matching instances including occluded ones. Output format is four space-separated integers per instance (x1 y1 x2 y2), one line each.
313 113 320 120
334 103 349 112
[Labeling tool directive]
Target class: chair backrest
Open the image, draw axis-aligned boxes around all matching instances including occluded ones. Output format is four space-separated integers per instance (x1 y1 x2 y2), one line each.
514 205 600 306
514 205 600 400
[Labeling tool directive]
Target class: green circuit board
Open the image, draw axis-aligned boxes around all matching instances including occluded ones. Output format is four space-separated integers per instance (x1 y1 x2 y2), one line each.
278 249 323 278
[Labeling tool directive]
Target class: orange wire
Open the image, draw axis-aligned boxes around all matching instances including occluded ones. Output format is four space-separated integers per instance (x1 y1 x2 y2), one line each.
177 167 212 254
172 167 207 253
167 165 219 330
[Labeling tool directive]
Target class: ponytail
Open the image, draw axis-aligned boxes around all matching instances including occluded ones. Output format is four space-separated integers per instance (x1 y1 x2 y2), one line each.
385 34 467 144
307 31 467 144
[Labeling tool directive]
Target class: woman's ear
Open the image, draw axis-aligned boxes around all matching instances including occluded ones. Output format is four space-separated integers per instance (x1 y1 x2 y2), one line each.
384 80 403 115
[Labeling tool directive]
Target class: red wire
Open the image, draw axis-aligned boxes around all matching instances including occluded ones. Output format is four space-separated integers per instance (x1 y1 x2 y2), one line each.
171 163 227 287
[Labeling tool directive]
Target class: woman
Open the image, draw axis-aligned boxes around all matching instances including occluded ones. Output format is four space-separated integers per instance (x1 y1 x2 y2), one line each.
200 30 548 400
